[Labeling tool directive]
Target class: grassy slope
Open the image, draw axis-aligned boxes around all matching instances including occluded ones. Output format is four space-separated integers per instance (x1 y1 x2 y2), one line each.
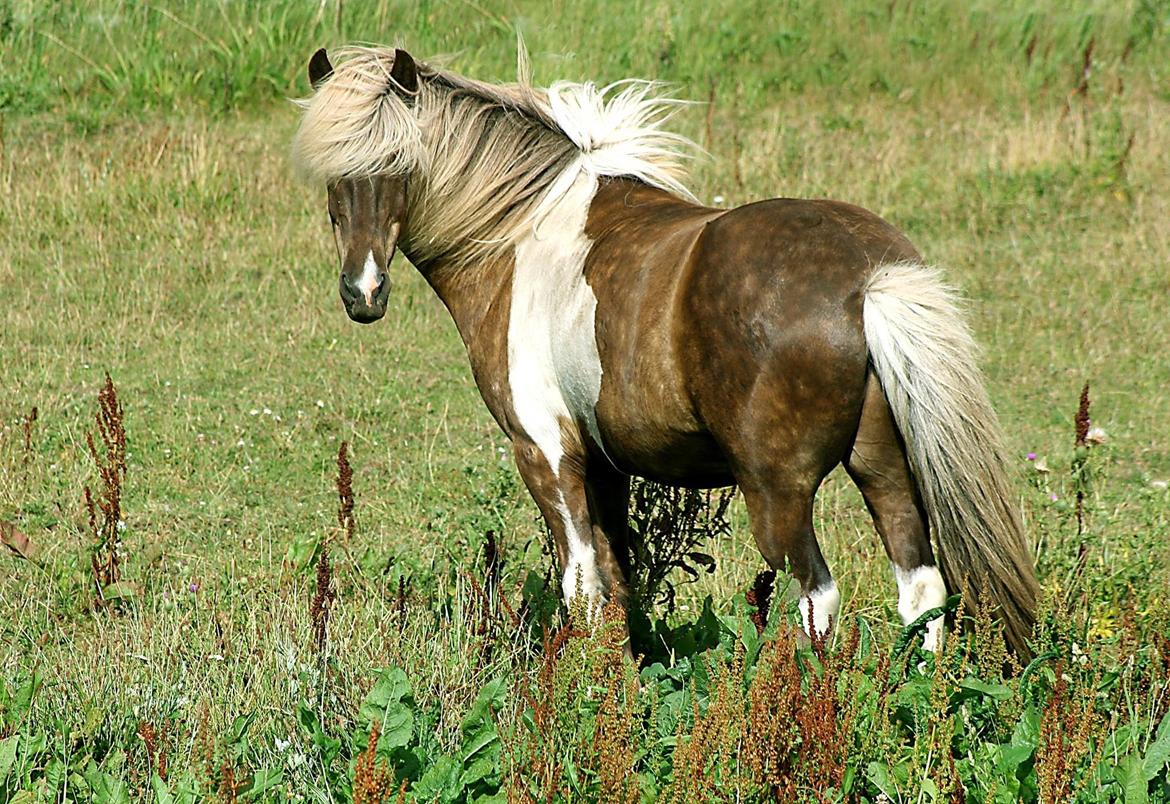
2 1 1169 801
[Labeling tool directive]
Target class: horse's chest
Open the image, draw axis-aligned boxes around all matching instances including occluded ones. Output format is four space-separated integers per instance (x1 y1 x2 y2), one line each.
506 175 605 473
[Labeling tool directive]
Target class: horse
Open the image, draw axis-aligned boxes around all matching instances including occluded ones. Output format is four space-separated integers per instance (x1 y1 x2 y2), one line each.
291 45 1039 657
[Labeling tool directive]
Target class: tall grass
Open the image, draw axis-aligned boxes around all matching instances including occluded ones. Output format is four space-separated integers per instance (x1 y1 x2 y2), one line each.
1 0 1166 123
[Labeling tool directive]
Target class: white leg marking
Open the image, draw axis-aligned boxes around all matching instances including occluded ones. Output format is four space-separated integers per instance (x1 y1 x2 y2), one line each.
559 501 603 609
357 250 380 305
798 581 840 639
894 565 947 652
508 169 609 610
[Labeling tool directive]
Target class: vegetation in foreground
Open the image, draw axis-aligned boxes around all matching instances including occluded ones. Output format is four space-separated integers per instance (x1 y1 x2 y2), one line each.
2 0 1170 801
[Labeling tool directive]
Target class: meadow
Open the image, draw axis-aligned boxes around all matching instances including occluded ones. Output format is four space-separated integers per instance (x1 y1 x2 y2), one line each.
2 0 1169 800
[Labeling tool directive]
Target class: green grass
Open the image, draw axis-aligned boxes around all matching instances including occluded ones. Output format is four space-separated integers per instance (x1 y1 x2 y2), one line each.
2 1 1170 801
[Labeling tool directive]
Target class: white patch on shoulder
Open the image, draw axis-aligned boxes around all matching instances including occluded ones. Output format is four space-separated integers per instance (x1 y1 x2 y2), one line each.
894 565 947 652
508 167 607 609
357 250 380 305
508 168 606 470
798 581 840 639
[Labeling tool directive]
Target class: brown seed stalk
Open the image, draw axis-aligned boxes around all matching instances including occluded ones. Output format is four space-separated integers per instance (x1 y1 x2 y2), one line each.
310 548 336 659
84 374 128 604
337 441 355 543
354 723 395 804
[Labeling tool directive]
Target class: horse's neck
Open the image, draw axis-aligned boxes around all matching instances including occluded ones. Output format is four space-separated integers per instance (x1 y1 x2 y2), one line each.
402 171 598 352
412 253 512 354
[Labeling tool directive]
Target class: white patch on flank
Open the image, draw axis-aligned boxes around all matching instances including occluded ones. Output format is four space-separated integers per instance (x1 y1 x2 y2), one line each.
798 581 840 639
894 565 948 652
357 250 380 305
508 167 606 607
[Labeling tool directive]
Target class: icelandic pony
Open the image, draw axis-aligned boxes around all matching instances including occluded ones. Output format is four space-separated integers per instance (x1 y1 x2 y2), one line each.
291 46 1039 656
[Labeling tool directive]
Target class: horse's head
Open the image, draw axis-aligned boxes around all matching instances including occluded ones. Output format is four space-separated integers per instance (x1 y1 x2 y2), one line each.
307 48 418 324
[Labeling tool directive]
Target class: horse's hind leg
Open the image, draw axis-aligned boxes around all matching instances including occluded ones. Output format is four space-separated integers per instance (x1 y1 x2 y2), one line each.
739 475 838 639
846 370 947 651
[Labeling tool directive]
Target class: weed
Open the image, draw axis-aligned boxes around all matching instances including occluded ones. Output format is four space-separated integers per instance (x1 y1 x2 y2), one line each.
84 373 128 606
1073 381 1091 537
742 627 803 798
746 569 776 635
590 600 640 804
20 405 35 462
1035 664 1101 802
627 480 734 612
353 723 396 804
310 549 336 665
137 720 169 782
338 440 355 544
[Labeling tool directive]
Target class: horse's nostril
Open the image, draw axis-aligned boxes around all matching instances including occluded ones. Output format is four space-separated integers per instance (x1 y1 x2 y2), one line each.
340 272 358 301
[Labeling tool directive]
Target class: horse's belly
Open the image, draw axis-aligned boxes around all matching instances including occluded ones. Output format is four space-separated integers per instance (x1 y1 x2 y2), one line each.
593 417 733 488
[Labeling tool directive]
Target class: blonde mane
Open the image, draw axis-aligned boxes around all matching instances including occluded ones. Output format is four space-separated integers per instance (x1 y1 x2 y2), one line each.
291 46 698 266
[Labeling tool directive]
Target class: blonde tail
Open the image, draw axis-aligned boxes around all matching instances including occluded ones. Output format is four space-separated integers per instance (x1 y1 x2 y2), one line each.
863 261 1038 657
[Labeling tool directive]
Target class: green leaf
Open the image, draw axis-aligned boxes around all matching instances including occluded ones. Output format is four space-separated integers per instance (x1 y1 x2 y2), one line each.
997 742 1033 774
0 735 17 784
413 756 460 800
83 765 131 804
460 755 497 788
1143 712 1170 781
461 725 498 764
81 705 105 739
459 677 504 763
565 757 583 795
471 792 507 804
460 677 506 737
11 674 41 723
283 533 320 572
893 594 960 656
958 677 1014 701
240 768 283 799
296 702 342 761
1011 706 1041 751
866 761 899 799
360 667 412 727
379 703 414 750
151 773 174 804
1114 754 1148 804
101 581 139 600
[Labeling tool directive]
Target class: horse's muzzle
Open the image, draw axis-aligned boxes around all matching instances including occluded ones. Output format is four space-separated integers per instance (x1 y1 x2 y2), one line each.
339 270 389 323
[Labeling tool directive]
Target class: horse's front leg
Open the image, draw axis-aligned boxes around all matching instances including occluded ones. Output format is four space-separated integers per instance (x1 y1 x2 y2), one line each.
584 464 632 611
512 440 630 629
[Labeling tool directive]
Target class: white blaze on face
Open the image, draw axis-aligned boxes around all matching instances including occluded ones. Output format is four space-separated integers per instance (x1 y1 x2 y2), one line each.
357 250 380 305
894 565 947 652
507 168 606 608
798 581 841 639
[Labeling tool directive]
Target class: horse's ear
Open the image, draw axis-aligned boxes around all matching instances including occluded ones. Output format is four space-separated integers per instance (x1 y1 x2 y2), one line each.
390 48 418 94
308 48 333 90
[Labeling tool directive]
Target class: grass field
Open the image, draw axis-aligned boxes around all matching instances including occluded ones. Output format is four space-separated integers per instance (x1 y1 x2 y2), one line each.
2 1 1170 801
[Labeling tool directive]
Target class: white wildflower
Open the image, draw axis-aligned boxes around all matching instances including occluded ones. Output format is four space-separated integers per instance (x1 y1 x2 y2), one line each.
1085 426 1108 446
